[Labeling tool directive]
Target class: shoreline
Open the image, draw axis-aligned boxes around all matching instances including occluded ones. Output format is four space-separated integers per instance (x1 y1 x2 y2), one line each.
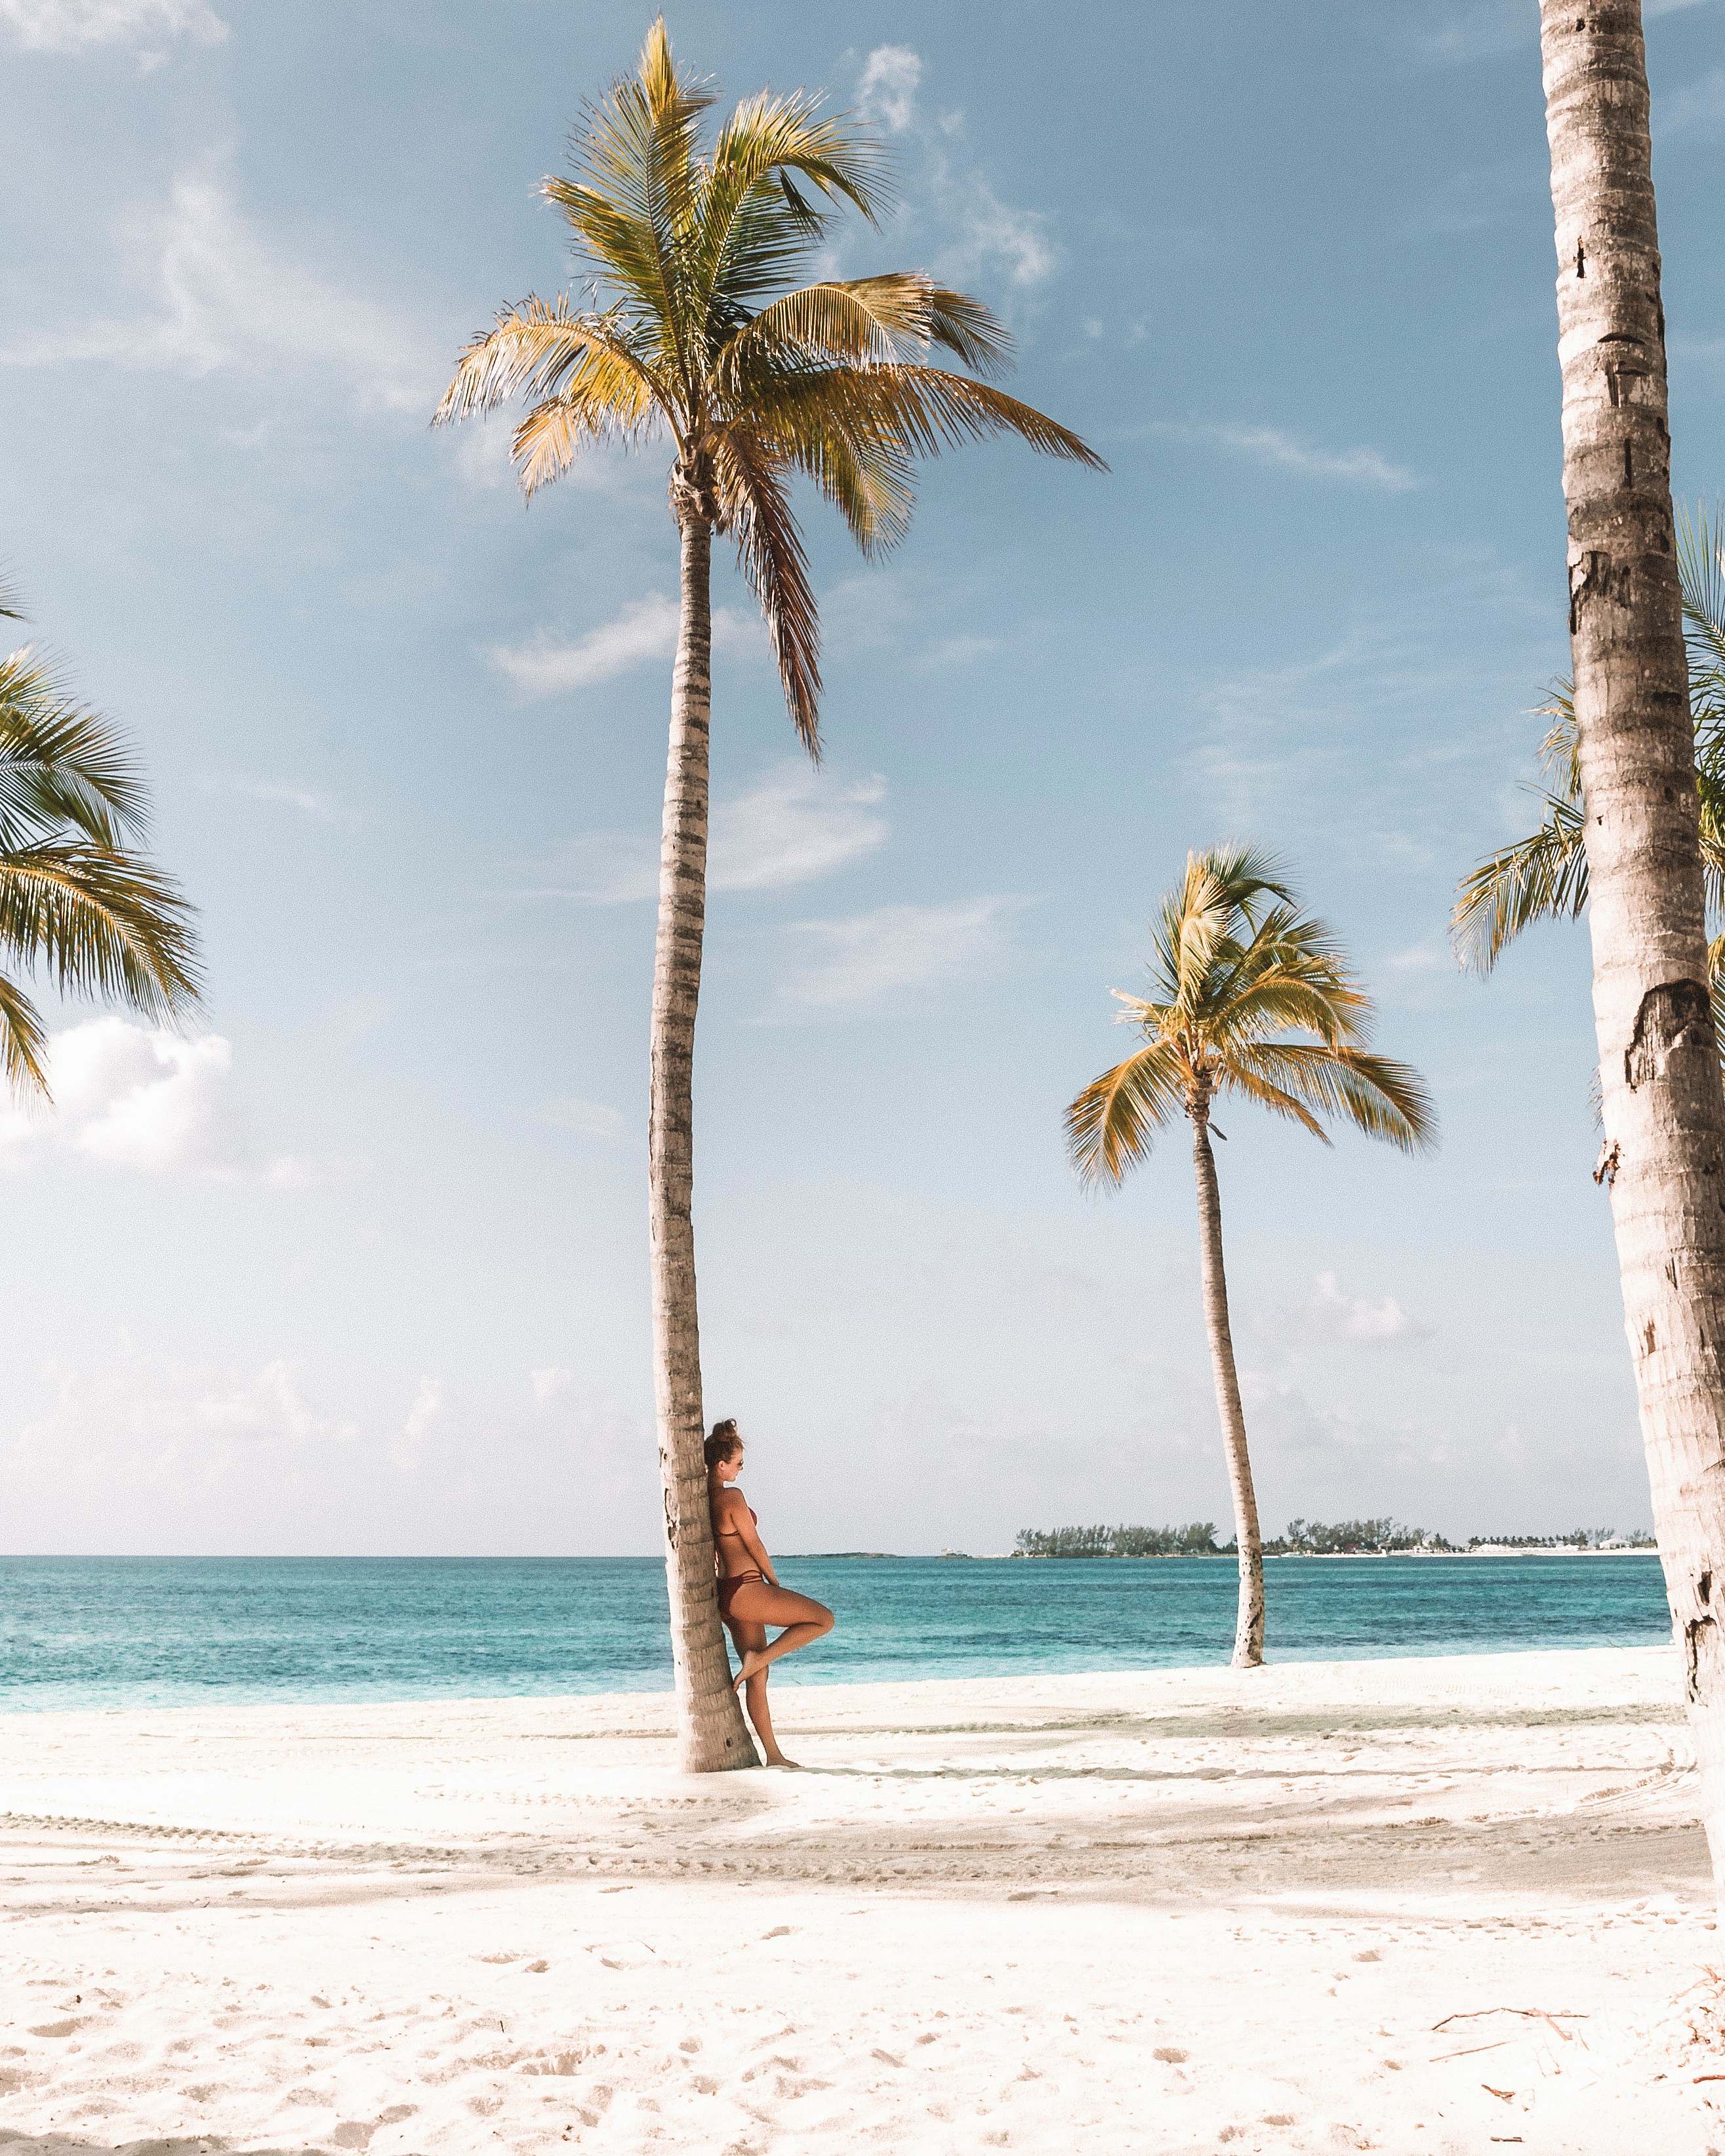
0 1618 1678 1717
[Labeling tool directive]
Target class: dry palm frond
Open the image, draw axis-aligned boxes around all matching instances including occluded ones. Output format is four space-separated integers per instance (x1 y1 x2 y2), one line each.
1066 848 1436 1186
434 15 1102 756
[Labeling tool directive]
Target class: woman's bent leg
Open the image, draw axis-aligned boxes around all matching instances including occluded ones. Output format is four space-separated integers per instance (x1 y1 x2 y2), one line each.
724 1583 834 1690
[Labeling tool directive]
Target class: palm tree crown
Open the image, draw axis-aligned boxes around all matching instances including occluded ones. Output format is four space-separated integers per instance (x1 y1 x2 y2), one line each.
1453 502 1725 978
1066 847 1436 1182
0 593 201 1095
435 17 1103 751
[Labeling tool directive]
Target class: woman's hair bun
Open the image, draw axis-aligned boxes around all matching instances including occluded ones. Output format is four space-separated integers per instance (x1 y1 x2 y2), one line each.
704 1418 741 1468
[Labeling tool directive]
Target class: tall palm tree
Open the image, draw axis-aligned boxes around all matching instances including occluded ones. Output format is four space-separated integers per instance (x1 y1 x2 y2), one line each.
1453 506 1725 1031
1537 2 1725 1910
436 22 1102 1771
1 592 201 1092
1064 849 1434 1668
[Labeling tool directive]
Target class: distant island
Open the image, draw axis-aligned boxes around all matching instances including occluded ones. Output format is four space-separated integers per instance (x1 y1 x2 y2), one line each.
1011 1519 1658 1559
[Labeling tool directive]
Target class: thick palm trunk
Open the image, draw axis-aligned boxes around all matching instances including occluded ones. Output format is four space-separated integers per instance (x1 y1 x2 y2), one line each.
1541 1 1725 1897
649 494 756 1773
1190 1101 1265 1668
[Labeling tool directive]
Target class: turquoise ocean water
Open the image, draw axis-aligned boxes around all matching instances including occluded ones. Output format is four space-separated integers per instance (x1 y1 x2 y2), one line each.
0 1554 1672 1711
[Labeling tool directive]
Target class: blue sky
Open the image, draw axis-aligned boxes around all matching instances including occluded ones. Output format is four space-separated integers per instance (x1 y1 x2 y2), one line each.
3 0 1723 1555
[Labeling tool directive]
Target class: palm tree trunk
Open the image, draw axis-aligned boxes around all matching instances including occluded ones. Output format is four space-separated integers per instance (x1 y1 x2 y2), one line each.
649 491 756 1773
1541 1 1725 1898
1189 1098 1265 1668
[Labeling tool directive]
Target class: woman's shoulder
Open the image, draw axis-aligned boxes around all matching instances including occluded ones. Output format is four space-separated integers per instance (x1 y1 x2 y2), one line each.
714 1481 748 1513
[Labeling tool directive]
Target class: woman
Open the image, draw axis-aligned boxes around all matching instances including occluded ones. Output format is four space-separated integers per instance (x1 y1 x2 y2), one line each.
706 1418 833 1768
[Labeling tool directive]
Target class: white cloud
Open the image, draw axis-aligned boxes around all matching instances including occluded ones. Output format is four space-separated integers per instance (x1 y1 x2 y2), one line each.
0 0 225 57
1307 1271 1424 1344
939 174 1057 289
1150 422 1416 492
531 1366 574 1407
10 1355 355 1506
714 764 888 892
926 632 1000 668
489 593 760 698
853 45 1058 291
858 44 921 133
0 1017 325 1184
533 763 889 905
775 896 1023 1010
204 776 358 826
489 594 679 696
0 169 429 409
542 1096 626 1139
1661 68 1725 137
393 1376 443 1473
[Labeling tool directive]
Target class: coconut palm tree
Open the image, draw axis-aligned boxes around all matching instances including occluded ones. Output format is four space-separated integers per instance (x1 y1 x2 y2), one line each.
1 591 201 1092
436 21 1101 1772
1064 848 1434 1668
1537 3 1725 1909
1452 506 1725 1024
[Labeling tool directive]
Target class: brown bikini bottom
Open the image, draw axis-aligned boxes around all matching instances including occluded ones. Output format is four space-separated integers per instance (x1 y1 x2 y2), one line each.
718 1568 764 1618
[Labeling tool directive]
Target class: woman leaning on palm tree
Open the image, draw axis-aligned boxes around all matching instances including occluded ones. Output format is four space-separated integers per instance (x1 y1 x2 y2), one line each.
0 586 200 1092
437 20 1101 1769
1065 849 1435 1669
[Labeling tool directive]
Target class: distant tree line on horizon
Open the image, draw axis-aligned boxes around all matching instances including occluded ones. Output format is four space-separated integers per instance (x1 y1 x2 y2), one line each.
1013 1520 1658 1559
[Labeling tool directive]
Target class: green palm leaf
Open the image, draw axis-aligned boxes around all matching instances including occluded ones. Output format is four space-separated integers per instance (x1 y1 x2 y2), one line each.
0 645 201 1097
1459 509 1725 980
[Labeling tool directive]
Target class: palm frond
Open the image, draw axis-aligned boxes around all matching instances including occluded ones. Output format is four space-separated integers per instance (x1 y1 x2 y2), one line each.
1451 792 1588 972
1712 934 1725 1050
1536 683 1581 798
0 578 24 622
720 273 1013 380
691 90 889 324
766 362 1104 469
1065 1039 1190 1186
1202 961 1371 1050
436 300 668 437
0 843 201 1021
547 20 710 376
1679 502 1725 767
1679 500 1725 677
1074 850 1432 1181
0 969 47 1094
712 428 821 751
1225 1041 1436 1153
1209 1058 1329 1142
0 650 150 851
1152 847 1295 1017
782 412 916 557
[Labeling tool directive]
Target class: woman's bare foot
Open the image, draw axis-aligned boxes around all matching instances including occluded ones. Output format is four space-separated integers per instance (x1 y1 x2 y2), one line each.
733 1650 769 1691
761 1752 801 1769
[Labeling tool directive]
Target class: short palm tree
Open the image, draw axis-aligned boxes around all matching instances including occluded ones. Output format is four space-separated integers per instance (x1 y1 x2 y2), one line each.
1 591 201 1092
1065 848 1435 1668
1453 503 1725 1026
436 21 1101 1771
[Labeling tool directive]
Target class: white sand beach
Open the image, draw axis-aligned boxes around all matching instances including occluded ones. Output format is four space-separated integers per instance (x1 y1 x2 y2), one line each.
2 1646 1723 2155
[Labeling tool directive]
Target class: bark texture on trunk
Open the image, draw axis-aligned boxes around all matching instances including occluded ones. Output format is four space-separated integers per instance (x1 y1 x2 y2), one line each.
1190 1098 1265 1669
649 496 756 1773
1541 1 1725 1894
